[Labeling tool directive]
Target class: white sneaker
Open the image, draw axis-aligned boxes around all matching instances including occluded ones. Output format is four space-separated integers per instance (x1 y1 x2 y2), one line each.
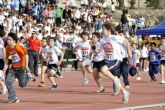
112 91 120 96
136 77 142 81
96 87 105 93
82 78 89 86
125 85 130 89
113 77 121 93
160 80 165 84
122 90 129 104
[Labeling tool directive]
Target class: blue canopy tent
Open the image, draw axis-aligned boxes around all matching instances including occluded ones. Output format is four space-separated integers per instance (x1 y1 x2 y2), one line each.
136 21 165 35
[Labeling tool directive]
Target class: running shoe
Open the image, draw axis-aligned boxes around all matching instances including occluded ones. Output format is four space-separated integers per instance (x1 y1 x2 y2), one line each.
112 91 120 96
82 78 89 86
125 85 130 89
51 85 58 91
122 90 129 104
38 82 45 87
8 97 20 104
96 87 105 93
136 77 142 81
160 80 165 84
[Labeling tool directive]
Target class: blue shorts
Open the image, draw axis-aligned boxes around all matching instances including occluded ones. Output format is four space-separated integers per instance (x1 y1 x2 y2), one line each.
149 63 160 74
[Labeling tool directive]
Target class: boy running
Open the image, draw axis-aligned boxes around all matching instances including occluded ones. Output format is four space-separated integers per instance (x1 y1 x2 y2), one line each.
46 37 64 90
148 42 161 82
3 32 30 103
38 38 49 87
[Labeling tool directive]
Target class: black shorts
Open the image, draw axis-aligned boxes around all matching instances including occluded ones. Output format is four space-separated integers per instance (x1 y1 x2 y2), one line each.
93 60 105 71
160 60 165 65
48 64 58 70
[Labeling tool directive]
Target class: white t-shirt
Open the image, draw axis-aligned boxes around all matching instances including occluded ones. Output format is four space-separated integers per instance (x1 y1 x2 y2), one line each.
76 40 91 60
47 46 62 64
100 36 123 61
140 46 148 58
159 45 165 60
134 49 141 63
92 42 104 62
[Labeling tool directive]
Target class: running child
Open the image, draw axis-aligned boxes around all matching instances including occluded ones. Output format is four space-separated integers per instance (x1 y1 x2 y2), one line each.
38 37 49 87
73 32 93 86
46 37 64 90
148 42 161 82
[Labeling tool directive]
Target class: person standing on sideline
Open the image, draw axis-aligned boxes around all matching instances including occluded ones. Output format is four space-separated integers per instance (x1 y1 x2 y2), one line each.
3 32 30 103
27 31 42 76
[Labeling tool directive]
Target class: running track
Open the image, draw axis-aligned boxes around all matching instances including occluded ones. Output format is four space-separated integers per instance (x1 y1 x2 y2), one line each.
0 71 165 110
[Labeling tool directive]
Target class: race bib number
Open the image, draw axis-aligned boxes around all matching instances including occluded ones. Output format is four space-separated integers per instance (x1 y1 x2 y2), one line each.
150 54 156 62
103 42 113 60
82 50 89 57
47 52 53 61
107 54 112 59
11 53 21 64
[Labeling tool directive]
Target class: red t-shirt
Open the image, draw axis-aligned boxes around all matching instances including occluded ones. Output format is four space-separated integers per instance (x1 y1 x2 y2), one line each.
28 37 41 52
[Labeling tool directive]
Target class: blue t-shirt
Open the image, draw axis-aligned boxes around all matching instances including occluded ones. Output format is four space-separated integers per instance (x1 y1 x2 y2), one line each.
149 49 161 65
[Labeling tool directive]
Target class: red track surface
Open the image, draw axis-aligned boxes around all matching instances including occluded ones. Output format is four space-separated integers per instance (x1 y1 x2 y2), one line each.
0 71 165 110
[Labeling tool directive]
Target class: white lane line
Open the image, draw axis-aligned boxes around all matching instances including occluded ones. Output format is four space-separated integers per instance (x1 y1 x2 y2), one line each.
107 103 165 110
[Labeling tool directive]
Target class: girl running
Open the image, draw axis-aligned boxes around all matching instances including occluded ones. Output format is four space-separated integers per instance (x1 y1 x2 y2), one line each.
73 32 93 86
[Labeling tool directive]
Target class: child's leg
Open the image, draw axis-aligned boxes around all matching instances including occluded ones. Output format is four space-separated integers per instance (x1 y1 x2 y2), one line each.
149 64 156 81
41 66 47 82
47 69 57 86
0 70 7 94
80 61 88 78
100 65 129 103
93 68 103 88
38 65 47 87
